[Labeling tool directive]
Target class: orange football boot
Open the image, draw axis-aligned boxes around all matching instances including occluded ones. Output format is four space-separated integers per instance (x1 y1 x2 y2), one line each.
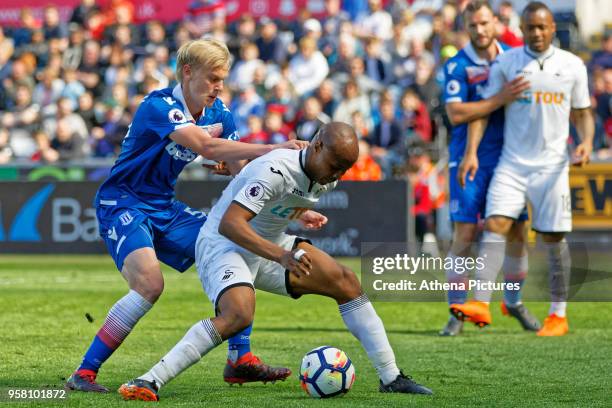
537 314 569 337
450 300 492 328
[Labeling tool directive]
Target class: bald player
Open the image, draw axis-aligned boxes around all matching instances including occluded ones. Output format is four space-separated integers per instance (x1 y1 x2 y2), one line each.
119 122 433 400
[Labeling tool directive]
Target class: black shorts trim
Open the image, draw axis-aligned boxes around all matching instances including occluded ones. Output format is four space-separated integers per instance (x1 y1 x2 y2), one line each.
284 237 312 300
531 228 570 234
214 282 255 315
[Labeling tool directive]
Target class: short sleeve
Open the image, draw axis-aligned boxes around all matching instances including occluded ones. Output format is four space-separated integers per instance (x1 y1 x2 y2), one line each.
443 59 469 104
232 165 285 214
481 58 506 99
220 103 240 141
145 97 193 139
571 62 591 109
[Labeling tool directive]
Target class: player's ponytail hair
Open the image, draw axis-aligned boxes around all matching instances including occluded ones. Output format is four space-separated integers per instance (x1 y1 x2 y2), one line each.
176 39 231 82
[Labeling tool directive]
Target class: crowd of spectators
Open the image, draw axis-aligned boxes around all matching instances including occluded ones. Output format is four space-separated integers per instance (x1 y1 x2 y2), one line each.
0 0 610 175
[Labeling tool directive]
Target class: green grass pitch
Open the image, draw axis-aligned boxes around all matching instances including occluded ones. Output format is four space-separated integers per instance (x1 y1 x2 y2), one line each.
1 255 610 407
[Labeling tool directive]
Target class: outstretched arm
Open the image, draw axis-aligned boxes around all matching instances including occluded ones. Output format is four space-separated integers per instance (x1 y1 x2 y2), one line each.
445 77 528 125
170 125 307 162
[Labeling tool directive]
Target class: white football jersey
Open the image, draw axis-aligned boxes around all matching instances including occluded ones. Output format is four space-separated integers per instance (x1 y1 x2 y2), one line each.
482 46 590 169
198 149 336 250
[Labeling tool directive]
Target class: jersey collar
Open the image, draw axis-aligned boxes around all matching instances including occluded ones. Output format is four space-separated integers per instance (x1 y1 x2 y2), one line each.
172 84 206 122
464 40 504 66
524 45 555 60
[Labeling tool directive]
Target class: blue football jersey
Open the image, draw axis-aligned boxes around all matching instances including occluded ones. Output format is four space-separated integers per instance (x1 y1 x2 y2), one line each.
96 85 239 207
444 41 509 168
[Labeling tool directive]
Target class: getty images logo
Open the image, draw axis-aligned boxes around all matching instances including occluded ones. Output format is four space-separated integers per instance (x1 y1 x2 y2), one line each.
0 184 55 241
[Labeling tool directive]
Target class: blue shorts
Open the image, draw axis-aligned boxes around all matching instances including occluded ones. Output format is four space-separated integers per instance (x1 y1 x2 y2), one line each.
96 196 206 272
449 164 527 224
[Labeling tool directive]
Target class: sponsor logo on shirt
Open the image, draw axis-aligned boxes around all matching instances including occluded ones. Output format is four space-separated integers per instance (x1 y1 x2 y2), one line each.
165 141 197 162
465 66 489 84
517 90 565 105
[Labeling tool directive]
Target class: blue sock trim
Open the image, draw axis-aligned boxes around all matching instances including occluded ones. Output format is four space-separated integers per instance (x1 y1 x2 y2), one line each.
78 336 115 372
227 323 252 360
447 289 468 305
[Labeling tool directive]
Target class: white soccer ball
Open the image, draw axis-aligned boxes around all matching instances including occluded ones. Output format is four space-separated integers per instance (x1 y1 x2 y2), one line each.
299 346 356 398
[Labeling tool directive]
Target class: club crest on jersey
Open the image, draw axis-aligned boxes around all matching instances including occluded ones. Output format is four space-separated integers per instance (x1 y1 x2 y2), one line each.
168 108 187 124
244 182 264 202
119 211 133 226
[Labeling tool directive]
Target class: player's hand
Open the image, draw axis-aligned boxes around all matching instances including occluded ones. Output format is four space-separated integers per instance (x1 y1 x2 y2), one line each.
299 210 328 230
458 153 479 188
277 140 309 150
572 142 592 166
498 76 530 104
280 249 312 278
202 161 232 176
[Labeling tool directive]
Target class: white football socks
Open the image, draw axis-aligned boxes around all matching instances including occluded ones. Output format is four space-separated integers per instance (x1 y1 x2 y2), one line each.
139 319 222 388
546 239 571 318
474 231 507 303
339 294 400 385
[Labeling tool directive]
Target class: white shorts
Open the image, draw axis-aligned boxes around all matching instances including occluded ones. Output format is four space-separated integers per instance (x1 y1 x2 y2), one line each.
485 164 572 233
195 233 308 310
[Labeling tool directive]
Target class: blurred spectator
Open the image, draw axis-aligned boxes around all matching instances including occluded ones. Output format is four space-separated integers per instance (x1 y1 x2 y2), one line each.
228 14 257 57
315 79 339 118
267 76 298 123
42 97 89 141
184 0 226 38
12 9 39 48
590 33 612 72
288 37 329 97
0 27 15 83
241 115 268 144
256 18 285 65
2 85 39 158
351 110 370 139
31 130 59 162
63 25 86 70
77 91 102 132
295 97 330 141
51 118 89 161
33 68 65 114
0 129 13 164
143 21 168 56
230 85 266 137
341 139 383 181
356 0 393 41
364 37 391 85
498 1 522 38
329 33 359 76
43 5 69 45
264 109 294 144
133 55 168 91
333 80 371 130
368 98 404 177
71 0 99 26
78 40 104 97
228 42 265 91
398 88 432 142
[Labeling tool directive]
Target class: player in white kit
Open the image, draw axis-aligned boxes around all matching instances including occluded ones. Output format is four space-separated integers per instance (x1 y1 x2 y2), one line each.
119 122 433 400
451 2 594 336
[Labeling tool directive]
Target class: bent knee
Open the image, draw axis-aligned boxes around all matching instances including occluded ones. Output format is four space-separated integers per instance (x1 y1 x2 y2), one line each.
134 278 164 303
332 266 362 302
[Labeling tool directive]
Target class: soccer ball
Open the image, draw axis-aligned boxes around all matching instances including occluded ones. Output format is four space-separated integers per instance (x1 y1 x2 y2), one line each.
299 346 355 398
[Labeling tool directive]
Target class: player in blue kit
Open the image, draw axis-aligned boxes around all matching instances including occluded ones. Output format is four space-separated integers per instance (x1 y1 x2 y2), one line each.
440 1 540 336
65 39 307 392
